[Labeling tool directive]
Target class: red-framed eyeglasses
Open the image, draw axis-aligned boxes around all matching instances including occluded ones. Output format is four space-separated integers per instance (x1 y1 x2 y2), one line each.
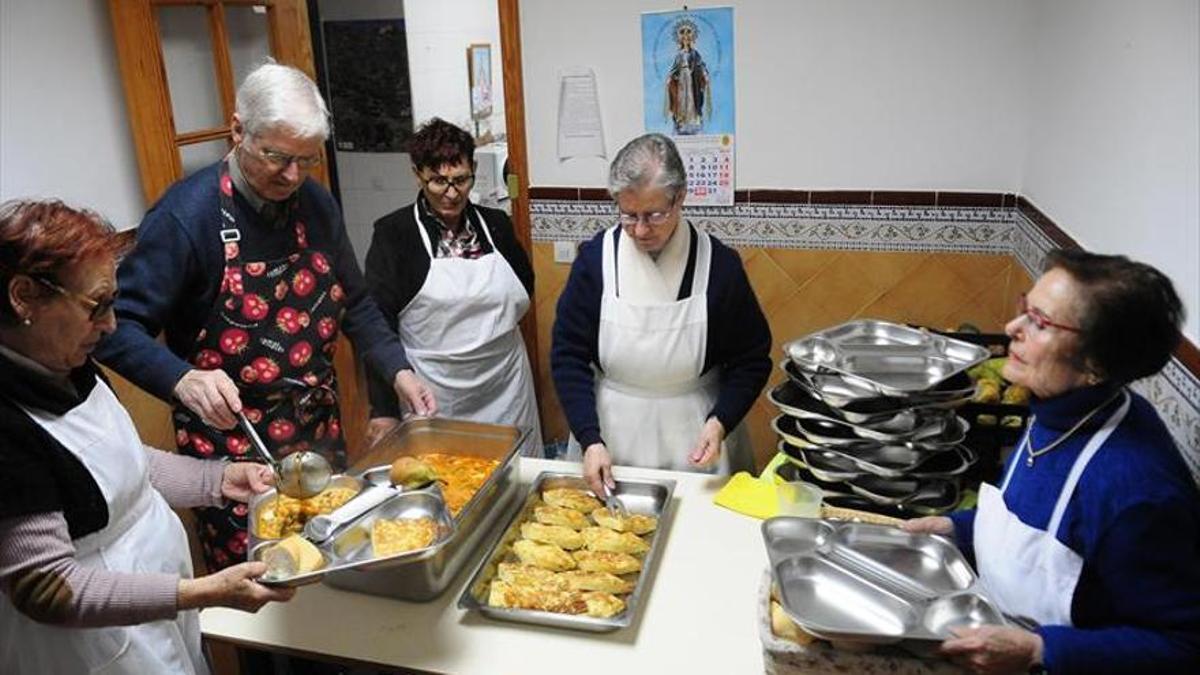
1016 293 1081 333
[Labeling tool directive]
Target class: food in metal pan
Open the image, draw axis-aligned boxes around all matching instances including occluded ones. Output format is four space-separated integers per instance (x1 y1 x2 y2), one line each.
389 456 441 489
533 504 590 530
581 526 650 555
255 486 358 539
413 452 501 516
520 522 585 550
497 563 634 595
370 517 438 558
590 508 658 535
572 550 642 575
262 534 325 578
513 539 577 571
558 570 635 594
542 488 602 513
497 562 568 590
488 580 626 618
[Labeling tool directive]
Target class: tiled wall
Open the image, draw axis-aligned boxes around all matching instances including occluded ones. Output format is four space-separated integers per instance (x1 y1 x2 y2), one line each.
529 195 1200 478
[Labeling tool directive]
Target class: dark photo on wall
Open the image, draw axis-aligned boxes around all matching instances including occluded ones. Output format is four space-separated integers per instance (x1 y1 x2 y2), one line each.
322 19 412 152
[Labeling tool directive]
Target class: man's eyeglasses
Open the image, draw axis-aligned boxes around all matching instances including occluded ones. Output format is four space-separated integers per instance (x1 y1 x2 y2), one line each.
1016 293 1081 333
249 144 322 170
421 173 475 195
33 276 117 322
617 210 674 227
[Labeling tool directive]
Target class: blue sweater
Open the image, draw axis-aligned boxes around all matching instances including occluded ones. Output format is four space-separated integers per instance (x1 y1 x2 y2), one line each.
950 384 1200 674
550 225 771 447
95 163 409 400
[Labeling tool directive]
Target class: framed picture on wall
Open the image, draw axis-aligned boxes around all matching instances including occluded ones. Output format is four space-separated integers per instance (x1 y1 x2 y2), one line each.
467 42 493 121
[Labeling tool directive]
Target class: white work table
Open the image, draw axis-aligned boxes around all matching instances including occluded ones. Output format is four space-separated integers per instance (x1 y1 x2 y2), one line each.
201 458 770 674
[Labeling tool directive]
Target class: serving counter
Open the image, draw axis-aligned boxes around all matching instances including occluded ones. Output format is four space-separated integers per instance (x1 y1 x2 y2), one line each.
201 458 767 674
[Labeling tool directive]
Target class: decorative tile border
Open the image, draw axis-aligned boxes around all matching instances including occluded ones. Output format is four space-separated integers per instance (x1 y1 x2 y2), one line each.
531 200 1018 253
531 195 1200 478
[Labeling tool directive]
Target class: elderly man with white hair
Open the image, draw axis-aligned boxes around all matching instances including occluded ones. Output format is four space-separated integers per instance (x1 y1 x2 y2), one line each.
96 63 435 572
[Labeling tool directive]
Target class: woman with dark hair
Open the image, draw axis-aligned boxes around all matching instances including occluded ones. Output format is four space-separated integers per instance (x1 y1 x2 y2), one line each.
364 118 541 455
904 250 1200 674
0 200 292 674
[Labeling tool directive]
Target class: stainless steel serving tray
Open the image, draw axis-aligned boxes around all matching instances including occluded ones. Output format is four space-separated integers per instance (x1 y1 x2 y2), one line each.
458 472 675 632
763 518 1007 644
781 360 973 418
772 413 970 451
252 489 456 588
247 417 526 600
784 321 990 396
768 381 923 433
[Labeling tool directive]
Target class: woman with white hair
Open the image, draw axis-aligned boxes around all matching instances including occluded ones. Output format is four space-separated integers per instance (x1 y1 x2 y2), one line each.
551 133 770 496
95 63 435 572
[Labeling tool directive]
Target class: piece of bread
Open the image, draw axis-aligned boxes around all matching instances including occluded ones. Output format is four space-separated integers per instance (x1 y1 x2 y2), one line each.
542 488 602 513
558 570 635 594
581 526 650 555
496 562 568 590
488 580 588 614
590 508 658 535
533 504 591 530
513 539 577 571
582 591 626 618
263 534 325 578
572 550 642 575
520 522 585 550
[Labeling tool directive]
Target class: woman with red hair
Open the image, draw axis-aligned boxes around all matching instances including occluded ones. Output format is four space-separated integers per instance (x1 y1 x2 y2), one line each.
0 200 292 675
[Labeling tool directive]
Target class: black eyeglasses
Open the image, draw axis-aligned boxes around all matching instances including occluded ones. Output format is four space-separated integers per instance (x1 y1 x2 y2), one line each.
33 276 117 322
420 172 475 195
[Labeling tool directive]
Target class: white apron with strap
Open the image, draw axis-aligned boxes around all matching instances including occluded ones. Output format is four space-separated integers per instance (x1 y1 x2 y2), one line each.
398 204 542 457
567 225 751 473
0 377 206 675
973 390 1131 626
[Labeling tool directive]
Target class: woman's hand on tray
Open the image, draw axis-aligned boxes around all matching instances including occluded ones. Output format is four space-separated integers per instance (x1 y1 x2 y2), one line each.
940 625 1044 674
583 443 614 496
221 462 276 502
900 515 954 537
177 561 296 612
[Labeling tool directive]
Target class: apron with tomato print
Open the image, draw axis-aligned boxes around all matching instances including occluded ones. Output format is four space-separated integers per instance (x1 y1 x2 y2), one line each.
172 159 347 571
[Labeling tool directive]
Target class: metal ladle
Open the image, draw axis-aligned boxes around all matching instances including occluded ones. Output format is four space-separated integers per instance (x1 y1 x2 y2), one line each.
237 411 331 499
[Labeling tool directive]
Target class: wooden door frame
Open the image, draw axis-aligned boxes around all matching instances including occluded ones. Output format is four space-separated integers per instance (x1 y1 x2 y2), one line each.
109 0 326 207
497 0 541 392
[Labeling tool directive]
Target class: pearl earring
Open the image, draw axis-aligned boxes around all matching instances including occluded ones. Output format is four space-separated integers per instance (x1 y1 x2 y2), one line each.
21 317 32 326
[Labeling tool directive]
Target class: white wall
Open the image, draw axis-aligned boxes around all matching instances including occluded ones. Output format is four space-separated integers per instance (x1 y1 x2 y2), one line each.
520 0 1033 190
1021 0 1200 341
404 0 506 134
0 0 144 229
318 0 504 265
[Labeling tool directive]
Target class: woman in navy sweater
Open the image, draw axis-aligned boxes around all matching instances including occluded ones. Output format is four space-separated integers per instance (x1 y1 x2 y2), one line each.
551 134 770 497
905 250 1200 674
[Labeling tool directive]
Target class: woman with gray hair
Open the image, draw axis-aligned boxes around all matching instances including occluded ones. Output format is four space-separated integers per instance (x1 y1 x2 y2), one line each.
95 63 435 572
551 133 770 496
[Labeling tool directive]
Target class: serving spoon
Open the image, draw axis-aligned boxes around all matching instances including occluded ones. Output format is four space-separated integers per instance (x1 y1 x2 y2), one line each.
237 411 332 499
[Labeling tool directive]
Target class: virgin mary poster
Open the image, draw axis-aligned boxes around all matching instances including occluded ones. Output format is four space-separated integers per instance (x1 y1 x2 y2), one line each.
642 7 734 136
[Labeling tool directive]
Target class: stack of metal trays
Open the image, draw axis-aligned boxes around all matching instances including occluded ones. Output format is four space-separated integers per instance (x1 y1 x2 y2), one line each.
768 320 990 517
247 417 526 601
763 517 1010 647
